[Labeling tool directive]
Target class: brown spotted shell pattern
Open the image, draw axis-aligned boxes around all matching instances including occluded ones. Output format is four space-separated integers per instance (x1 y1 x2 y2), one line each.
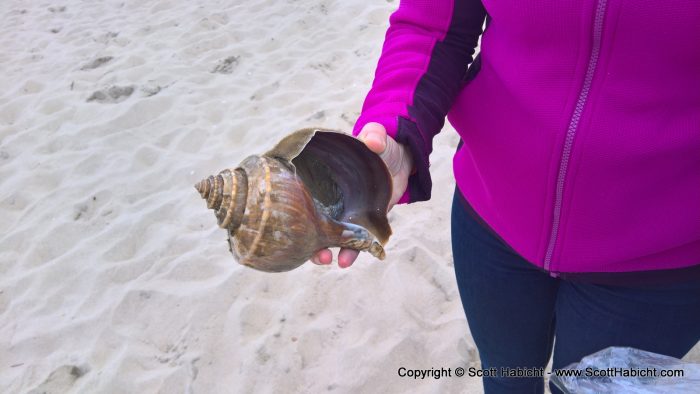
195 128 393 272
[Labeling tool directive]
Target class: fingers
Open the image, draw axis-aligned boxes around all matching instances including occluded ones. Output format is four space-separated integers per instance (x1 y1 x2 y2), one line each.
337 248 360 268
311 248 332 265
310 248 361 268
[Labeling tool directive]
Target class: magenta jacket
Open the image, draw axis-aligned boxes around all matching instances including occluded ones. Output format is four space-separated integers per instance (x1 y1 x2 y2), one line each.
354 0 700 275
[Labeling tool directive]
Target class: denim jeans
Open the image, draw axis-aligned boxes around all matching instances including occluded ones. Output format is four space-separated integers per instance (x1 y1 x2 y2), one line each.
450 189 700 393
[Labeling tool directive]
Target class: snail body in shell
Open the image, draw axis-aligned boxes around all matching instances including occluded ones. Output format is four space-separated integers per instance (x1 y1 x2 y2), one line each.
195 128 393 272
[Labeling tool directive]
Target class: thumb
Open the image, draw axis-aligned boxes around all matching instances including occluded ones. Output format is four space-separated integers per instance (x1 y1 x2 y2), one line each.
357 122 387 154
358 124 406 177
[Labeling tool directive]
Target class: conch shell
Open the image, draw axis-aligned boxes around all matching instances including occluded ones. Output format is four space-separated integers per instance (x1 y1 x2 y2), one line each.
195 128 393 272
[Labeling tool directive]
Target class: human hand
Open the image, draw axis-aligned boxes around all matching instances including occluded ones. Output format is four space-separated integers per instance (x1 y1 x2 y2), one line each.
311 122 413 268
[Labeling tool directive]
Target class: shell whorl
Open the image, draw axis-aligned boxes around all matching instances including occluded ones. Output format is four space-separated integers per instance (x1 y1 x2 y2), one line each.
195 168 248 234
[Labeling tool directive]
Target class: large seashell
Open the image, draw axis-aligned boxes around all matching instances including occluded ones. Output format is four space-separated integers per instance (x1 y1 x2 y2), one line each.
195 128 393 272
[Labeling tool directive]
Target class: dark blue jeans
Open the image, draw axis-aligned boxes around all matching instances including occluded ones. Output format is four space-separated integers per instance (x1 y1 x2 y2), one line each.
450 189 700 394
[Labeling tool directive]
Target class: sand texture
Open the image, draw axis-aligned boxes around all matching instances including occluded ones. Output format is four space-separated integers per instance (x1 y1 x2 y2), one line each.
1 1 698 393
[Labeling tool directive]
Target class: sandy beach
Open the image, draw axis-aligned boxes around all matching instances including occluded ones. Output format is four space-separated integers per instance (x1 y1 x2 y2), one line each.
1 1 698 393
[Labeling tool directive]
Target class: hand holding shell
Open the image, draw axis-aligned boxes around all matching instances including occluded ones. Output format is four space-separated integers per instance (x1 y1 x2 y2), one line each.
195 128 393 272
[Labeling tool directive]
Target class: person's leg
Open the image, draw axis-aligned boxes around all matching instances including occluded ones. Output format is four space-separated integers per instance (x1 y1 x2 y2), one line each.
451 189 560 393
551 279 700 394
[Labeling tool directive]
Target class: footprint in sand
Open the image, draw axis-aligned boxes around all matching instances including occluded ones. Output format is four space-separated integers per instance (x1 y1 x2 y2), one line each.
86 85 134 103
211 56 240 74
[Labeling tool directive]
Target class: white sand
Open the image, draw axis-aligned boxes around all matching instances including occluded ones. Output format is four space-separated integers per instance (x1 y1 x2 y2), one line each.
0 1 697 393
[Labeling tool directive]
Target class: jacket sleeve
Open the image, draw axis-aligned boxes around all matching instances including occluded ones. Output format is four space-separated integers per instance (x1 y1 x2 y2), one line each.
353 0 486 204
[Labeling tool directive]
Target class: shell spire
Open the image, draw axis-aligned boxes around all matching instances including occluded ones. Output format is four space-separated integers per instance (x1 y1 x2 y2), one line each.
195 168 248 234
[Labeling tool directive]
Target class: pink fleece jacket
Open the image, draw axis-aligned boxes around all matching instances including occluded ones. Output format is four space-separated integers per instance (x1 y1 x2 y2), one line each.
354 0 700 274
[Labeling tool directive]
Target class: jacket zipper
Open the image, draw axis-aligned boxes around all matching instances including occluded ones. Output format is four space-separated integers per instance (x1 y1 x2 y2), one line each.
544 0 609 272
